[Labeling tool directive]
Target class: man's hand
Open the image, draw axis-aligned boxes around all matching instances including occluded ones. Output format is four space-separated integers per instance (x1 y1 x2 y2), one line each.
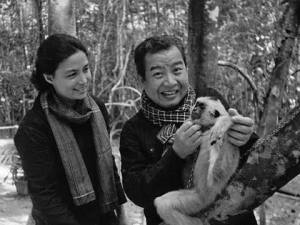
172 120 202 159
116 205 129 225
227 108 254 147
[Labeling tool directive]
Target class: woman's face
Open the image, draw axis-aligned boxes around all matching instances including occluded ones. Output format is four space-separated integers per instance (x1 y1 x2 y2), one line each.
45 51 91 100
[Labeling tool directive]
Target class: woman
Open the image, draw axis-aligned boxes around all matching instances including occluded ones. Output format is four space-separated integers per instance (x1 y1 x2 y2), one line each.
14 33 126 225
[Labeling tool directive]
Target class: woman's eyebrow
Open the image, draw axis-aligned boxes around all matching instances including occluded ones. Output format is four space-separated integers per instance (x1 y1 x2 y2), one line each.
65 68 78 73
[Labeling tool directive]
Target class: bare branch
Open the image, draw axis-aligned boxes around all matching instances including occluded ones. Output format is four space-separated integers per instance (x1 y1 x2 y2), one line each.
291 68 300 77
218 60 257 93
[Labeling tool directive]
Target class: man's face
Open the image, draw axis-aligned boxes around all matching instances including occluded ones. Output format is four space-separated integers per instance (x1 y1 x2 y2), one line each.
142 46 189 108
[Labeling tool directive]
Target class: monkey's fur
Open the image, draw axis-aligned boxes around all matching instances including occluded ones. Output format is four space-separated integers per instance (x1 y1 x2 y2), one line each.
154 97 240 225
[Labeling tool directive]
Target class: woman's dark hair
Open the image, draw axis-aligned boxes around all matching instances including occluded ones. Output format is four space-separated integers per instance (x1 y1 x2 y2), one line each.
31 33 88 92
134 35 186 80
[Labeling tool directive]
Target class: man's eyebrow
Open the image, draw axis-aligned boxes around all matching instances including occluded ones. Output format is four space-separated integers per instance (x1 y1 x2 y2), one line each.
173 61 184 66
150 65 163 71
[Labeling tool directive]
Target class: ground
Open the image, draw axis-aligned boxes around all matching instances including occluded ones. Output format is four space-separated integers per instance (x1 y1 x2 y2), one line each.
0 164 32 225
1 139 300 225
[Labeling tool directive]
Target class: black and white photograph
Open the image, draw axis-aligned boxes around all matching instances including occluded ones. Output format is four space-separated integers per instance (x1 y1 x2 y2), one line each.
0 0 300 225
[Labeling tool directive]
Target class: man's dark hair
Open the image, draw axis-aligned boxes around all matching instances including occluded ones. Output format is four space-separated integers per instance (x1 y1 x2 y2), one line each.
134 35 186 80
31 33 88 92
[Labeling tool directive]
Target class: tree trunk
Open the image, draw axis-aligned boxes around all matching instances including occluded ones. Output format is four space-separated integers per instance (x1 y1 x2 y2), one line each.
48 0 76 36
258 0 299 136
298 39 300 100
4 93 11 124
154 0 160 29
17 1 30 70
188 0 220 92
254 2 299 223
33 0 44 43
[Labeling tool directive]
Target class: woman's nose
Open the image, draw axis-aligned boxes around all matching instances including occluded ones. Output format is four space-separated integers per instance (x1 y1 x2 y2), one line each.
78 72 88 83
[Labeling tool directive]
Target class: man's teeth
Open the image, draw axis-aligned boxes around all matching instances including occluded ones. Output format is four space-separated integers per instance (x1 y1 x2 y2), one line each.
162 91 177 95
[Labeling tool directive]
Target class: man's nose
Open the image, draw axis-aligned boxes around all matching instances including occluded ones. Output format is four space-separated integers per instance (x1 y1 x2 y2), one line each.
164 72 177 85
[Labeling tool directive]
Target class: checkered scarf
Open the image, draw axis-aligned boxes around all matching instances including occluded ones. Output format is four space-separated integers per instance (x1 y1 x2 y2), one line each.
141 86 196 144
40 90 119 213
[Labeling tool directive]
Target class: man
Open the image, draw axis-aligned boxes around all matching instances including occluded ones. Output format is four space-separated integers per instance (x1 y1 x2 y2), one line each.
119 35 258 225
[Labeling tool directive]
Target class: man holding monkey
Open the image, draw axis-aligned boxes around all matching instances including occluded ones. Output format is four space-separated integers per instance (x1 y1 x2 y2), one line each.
119 35 258 225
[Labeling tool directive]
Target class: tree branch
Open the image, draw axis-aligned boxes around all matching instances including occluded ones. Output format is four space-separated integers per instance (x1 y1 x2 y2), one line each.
198 105 300 223
291 69 300 77
218 60 257 93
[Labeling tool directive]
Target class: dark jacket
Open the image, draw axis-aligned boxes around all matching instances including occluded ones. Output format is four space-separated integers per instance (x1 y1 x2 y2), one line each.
14 95 126 225
120 88 258 225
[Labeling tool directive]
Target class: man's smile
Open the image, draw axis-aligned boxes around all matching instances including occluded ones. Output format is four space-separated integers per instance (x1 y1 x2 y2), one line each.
161 90 179 97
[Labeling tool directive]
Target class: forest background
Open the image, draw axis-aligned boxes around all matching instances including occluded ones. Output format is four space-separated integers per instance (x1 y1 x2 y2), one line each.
0 0 300 225
1 0 299 130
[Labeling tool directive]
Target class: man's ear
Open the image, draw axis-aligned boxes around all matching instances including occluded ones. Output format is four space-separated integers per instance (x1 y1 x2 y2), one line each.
43 74 53 84
137 75 145 88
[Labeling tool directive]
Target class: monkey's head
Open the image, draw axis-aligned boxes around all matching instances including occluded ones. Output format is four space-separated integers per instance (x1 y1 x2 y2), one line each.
190 97 228 130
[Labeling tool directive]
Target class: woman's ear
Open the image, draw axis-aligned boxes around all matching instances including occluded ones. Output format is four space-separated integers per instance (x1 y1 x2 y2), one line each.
43 74 53 84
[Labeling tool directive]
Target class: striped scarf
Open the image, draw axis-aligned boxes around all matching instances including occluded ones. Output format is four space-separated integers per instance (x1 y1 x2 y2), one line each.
40 91 119 213
141 86 196 144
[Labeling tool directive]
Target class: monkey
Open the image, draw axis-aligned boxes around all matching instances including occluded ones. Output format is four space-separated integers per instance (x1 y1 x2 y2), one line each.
154 97 240 225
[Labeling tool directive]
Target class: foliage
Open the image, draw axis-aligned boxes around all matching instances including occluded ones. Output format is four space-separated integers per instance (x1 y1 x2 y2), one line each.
217 0 283 118
0 0 299 136
0 70 35 125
